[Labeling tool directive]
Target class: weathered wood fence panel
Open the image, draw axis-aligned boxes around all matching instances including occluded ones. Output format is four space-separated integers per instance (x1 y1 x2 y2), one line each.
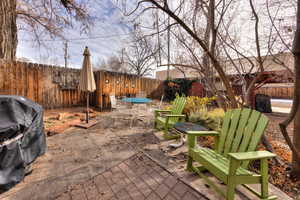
92 70 161 109
0 60 161 109
0 60 85 109
257 86 293 99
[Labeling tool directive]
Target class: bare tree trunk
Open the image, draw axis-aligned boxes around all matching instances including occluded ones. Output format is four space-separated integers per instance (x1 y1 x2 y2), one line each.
279 0 300 177
0 0 17 60
293 70 300 175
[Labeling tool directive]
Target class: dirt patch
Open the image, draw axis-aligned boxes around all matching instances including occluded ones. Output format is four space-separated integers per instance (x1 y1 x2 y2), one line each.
44 107 105 136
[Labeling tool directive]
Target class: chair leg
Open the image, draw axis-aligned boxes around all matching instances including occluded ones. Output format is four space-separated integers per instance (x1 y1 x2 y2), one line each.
226 183 236 200
163 125 170 139
260 158 269 199
186 156 194 172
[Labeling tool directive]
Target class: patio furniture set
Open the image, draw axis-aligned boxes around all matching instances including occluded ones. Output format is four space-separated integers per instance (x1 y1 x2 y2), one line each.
154 96 277 200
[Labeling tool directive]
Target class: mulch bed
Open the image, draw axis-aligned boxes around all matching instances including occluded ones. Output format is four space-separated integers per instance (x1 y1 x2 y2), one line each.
263 113 300 198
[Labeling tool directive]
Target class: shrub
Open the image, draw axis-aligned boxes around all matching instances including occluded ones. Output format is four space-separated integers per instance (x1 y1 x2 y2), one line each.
163 79 195 101
183 96 216 114
188 108 225 131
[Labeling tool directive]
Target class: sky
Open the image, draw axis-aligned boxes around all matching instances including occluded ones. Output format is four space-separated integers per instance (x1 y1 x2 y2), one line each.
15 0 296 75
16 0 135 68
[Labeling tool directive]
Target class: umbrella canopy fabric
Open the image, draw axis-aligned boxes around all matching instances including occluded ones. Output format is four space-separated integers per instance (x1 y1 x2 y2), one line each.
79 47 96 92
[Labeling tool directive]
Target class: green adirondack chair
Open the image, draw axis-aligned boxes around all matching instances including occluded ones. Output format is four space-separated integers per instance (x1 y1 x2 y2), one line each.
154 96 186 139
186 108 276 200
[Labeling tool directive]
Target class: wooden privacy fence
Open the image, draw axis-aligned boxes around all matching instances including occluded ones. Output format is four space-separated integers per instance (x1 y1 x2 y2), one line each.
0 60 161 109
256 85 293 99
0 60 85 109
93 70 161 108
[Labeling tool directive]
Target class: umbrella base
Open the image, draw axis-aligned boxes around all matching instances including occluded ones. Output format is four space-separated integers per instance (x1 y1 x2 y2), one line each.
74 120 99 129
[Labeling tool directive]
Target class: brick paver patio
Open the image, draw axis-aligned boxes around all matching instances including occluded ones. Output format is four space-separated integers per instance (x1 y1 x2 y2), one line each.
54 152 207 200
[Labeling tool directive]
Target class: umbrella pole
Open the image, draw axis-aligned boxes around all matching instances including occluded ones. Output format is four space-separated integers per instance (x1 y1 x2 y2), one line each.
86 92 89 123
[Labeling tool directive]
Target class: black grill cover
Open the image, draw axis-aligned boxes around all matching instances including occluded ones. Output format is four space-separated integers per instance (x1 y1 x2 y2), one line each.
0 95 46 191
255 94 272 113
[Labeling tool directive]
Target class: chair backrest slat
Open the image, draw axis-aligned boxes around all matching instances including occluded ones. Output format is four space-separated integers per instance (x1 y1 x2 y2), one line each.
223 109 242 156
216 108 269 169
242 114 269 168
217 110 233 154
230 109 252 153
171 97 186 115
171 97 179 113
238 110 261 153
168 97 186 123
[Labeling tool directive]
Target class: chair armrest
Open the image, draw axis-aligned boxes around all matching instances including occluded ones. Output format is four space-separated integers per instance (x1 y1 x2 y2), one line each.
154 109 171 113
187 131 219 136
154 110 171 118
187 130 219 150
165 114 185 118
228 151 276 161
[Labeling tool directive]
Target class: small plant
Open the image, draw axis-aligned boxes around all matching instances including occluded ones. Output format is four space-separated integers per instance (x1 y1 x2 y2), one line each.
188 108 224 131
183 96 216 114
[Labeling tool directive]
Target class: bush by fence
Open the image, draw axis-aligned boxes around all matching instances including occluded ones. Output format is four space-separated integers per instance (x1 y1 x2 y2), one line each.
163 79 194 101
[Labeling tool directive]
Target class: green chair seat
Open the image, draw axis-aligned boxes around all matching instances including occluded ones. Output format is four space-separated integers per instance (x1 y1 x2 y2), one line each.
190 147 253 177
156 116 177 126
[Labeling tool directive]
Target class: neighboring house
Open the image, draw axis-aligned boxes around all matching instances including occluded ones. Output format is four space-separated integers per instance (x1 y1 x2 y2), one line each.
222 52 294 76
156 52 294 96
155 68 199 80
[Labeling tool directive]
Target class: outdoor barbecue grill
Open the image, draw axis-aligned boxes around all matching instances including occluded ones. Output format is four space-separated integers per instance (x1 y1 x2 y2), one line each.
0 95 46 192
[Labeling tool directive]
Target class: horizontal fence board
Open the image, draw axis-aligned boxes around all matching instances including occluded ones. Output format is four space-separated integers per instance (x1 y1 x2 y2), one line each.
257 86 293 99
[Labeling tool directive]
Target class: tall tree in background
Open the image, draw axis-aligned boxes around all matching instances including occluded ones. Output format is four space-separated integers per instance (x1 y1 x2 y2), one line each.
0 0 17 60
124 27 159 77
0 0 91 60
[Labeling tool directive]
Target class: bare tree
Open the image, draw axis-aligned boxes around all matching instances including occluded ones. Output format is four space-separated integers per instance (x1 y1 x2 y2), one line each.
0 0 92 60
126 0 239 108
124 28 159 76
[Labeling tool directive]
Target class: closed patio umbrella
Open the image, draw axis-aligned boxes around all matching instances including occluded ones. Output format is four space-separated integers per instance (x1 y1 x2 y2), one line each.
79 47 96 123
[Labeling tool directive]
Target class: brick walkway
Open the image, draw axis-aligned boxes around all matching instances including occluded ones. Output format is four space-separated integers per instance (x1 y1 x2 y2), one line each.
54 152 207 200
